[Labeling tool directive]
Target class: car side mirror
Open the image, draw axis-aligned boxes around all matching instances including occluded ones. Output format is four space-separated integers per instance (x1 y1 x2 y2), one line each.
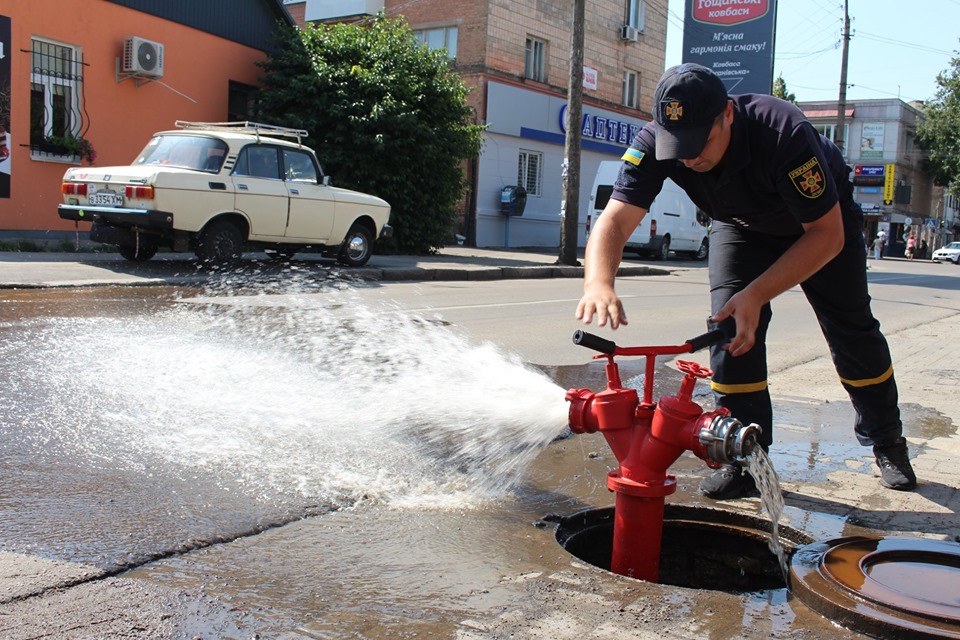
323 175 331 186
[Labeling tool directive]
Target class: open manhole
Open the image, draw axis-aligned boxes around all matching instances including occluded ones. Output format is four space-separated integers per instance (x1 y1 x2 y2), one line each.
555 504 813 592
556 505 960 637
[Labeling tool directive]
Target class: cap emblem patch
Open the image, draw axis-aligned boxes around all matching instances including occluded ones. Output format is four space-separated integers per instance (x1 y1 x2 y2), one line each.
662 100 683 122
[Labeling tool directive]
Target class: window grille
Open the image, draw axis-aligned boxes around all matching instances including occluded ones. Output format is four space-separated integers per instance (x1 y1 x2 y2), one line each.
29 38 87 156
517 150 542 197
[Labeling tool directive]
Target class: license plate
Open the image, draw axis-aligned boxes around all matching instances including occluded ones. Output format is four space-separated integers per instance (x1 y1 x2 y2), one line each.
88 191 123 207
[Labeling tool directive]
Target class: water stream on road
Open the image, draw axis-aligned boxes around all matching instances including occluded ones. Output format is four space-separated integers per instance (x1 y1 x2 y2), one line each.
744 447 789 583
3 283 569 515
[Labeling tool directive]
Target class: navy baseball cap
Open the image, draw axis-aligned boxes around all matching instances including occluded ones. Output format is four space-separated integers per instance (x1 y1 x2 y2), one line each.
653 64 729 160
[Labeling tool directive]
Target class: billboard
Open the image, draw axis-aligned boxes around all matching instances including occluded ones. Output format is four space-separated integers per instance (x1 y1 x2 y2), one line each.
681 0 778 95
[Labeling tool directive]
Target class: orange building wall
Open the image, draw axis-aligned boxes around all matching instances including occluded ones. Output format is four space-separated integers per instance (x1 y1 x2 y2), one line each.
0 0 271 233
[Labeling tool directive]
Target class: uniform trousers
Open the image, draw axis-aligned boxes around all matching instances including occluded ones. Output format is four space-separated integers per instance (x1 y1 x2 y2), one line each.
707 212 903 451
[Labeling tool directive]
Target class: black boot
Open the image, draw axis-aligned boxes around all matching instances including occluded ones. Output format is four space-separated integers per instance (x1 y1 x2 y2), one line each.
873 437 917 491
698 463 757 500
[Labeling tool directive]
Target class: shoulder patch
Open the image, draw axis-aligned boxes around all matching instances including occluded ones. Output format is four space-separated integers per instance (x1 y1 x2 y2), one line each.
621 148 644 166
788 156 826 199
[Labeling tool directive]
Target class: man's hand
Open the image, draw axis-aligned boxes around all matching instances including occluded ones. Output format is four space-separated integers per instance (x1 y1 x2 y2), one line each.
576 284 628 329
711 288 763 356
577 198 648 331
711 203 845 356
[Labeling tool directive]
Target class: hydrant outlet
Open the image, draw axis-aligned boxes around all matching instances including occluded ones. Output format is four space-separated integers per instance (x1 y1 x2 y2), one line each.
698 415 762 464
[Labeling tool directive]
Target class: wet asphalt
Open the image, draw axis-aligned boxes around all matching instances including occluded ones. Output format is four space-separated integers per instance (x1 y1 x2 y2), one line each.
1 249 958 639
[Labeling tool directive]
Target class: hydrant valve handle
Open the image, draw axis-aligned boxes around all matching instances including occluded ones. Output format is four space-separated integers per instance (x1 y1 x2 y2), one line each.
572 330 617 355
685 328 728 352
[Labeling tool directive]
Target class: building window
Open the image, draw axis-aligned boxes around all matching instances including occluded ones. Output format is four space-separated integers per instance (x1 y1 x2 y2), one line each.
626 0 646 31
525 37 547 83
30 38 86 155
622 70 639 108
813 123 849 156
228 81 260 121
414 26 458 58
518 150 542 197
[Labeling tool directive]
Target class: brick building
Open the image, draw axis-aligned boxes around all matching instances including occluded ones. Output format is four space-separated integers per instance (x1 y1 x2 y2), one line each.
289 0 666 247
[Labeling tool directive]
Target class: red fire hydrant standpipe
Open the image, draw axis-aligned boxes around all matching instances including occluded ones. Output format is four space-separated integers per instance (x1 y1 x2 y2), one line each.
566 329 760 583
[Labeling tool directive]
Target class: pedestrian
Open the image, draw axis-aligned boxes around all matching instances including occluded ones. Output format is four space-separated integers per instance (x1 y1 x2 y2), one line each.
871 234 883 261
876 229 886 259
919 238 928 260
906 233 916 260
575 63 915 499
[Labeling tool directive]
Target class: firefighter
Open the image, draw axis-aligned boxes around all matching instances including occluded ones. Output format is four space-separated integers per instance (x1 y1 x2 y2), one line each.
576 63 915 498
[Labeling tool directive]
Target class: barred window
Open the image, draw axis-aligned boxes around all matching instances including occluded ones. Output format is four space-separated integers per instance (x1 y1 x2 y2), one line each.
30 38 86 154
517 150 542 197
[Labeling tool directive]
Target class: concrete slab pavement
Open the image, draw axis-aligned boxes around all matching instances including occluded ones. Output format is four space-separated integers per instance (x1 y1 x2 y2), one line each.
0 247 677 288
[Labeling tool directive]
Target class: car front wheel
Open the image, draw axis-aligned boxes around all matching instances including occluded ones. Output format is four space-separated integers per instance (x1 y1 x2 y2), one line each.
197 221 244 266
338 223 374 267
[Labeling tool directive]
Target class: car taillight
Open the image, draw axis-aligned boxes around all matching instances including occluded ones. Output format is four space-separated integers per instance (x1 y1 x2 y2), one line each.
61 182 88 196
650 219 657 238
125 185 154 199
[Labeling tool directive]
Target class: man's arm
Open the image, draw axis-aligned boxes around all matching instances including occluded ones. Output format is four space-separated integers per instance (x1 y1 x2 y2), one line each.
575 198 648 329
712 202 845 356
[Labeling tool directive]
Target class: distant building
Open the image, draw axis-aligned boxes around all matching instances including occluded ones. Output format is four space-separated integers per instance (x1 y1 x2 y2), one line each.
798 98 949 256
290 0 667 248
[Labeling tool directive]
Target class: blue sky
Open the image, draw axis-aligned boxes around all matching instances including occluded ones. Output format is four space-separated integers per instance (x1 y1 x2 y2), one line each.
664 0 960 104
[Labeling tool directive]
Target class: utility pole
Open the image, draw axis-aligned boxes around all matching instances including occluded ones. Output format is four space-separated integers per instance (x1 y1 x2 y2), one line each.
834 0 850 153
559 0 585 266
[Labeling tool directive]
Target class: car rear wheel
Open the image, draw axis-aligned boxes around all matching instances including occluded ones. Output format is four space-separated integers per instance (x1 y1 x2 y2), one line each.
693 238 709 261
338 223 374 267
654 236 671 261
118 238 158 262
197 221 244 266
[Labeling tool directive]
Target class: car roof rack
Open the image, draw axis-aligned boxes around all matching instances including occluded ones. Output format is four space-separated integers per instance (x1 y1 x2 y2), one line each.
174 121 309 144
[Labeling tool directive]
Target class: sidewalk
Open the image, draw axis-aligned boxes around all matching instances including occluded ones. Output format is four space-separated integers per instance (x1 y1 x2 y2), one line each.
0 246 678 288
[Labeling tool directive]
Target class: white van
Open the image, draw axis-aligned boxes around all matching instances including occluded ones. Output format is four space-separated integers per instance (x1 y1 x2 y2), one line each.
588 160 709 260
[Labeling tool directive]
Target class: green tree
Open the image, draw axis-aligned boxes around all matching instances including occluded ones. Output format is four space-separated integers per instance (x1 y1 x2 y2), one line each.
916 52 960 193
258 16 485 253
772 74 796 104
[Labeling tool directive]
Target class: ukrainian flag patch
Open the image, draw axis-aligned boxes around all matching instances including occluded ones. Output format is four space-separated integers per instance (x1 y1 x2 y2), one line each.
621 148 644 166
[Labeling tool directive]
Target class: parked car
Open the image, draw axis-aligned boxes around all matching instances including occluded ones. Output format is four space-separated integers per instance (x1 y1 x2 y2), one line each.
931 241 960 264
58 121 392 266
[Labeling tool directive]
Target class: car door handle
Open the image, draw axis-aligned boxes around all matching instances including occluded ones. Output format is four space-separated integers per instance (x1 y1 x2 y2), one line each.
238 184 249 191
289 188 299 195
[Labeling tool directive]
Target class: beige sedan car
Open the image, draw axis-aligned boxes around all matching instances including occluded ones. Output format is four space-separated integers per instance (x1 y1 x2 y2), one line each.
59 121 392 266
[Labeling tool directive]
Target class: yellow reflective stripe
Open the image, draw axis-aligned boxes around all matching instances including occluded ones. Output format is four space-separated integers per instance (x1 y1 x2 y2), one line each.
710 380 768 394
839 364 894 388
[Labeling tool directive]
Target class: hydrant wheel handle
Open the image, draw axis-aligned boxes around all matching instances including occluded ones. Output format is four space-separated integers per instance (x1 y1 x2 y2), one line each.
572 330 617 354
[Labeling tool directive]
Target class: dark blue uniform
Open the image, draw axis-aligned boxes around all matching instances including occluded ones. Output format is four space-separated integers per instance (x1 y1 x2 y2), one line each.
612 93 902 450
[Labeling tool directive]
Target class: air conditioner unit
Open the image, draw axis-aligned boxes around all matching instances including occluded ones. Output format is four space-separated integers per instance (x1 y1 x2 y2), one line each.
619 25 639 42
123 36 164 78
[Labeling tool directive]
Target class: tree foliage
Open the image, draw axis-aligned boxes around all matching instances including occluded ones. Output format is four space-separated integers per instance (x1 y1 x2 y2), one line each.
916 51 960 192
258 16 485 253
772 74 796 104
